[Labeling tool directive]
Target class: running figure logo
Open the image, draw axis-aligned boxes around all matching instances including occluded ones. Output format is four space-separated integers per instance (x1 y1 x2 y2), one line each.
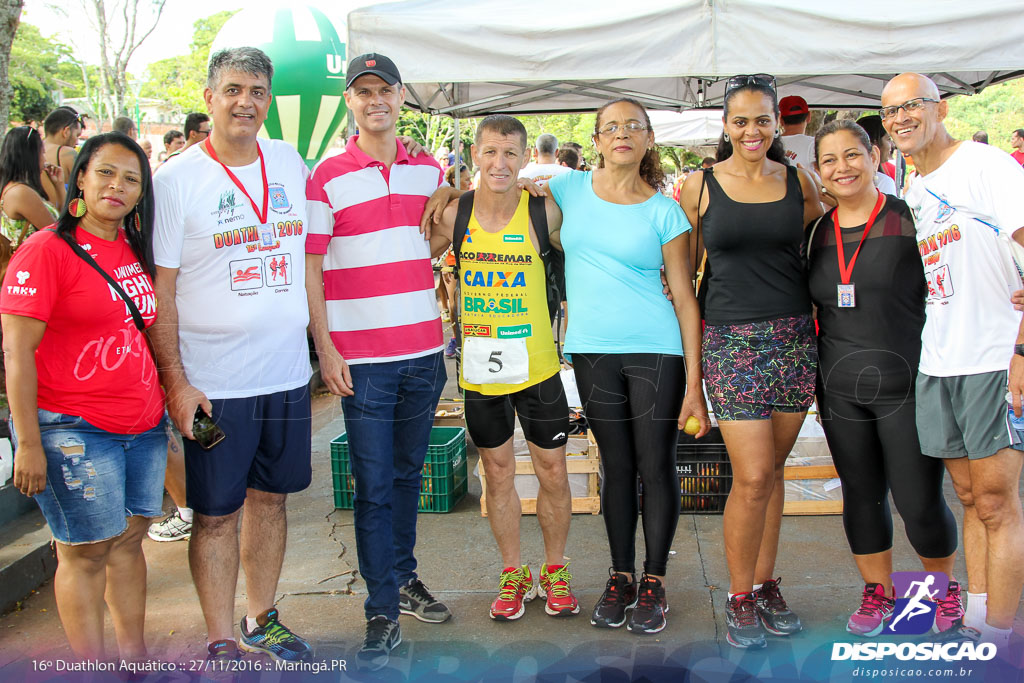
886 571 948 634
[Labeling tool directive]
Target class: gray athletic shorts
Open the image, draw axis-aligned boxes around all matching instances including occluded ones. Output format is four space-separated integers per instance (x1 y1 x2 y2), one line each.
916 370 1024 460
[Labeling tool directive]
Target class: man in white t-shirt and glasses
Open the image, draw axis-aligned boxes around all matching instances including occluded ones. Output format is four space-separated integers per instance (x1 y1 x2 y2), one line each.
881 72 1024 652
151 47 314 667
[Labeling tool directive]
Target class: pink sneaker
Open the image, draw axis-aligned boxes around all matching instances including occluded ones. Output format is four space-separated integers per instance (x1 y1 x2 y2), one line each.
933 580 963 633
846 583 894 637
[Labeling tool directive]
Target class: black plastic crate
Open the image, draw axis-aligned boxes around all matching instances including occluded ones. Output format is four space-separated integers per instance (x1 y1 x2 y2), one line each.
677 427 731 514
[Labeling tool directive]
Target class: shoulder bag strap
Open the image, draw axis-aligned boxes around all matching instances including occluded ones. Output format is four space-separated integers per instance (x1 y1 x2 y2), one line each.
54 230 145 331
527 194 550 262
694 169 710 294
452 190 475 273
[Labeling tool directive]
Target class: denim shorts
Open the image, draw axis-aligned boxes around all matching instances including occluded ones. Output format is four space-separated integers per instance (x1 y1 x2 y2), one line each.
13 410 167 545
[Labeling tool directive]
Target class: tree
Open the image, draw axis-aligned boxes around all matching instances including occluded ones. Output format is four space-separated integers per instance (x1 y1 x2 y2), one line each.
945 79 1024 154
81 0 166 122
140 10 236 119
0 0 22 131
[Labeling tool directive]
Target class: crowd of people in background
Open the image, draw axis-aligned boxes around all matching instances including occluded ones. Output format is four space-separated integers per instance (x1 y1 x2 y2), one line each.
4 42 1024 677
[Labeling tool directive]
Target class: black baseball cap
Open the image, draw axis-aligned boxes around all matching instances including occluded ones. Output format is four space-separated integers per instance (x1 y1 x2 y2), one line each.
346 53 402 89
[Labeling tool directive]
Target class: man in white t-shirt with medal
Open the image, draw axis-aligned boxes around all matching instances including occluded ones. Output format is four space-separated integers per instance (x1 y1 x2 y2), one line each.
151 47 314 666
881 72 1024 652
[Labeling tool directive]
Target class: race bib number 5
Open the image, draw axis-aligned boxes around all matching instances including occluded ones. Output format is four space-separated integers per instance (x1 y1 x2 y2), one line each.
463 337 529 385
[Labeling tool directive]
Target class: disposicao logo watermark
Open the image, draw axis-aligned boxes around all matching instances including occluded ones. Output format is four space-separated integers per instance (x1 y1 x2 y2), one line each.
888 571 947 635
830 572 997 663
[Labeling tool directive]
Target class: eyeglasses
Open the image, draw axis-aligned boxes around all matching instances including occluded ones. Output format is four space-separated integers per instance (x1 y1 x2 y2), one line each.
878 98 939 121
725 74 777 96
197 129 211 137
597 121 648 136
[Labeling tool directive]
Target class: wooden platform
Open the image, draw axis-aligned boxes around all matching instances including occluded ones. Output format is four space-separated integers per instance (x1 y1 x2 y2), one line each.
478 434 601 516
782 463 843 515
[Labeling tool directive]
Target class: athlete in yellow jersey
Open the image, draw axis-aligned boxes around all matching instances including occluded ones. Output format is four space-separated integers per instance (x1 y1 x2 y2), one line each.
428 115 578 622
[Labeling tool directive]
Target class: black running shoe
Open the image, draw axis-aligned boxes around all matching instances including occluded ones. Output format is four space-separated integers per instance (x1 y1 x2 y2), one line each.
726 592 767 649
755 577 803 635
590 569 638 628
931 618 982 644
356 615 402 672
627 574 668 634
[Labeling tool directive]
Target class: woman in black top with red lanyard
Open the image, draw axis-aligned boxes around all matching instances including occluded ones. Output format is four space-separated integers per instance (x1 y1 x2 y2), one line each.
808 120 958 638
679 74 822 650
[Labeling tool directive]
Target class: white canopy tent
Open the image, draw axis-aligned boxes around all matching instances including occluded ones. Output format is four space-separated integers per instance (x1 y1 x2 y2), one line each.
347 0 1024 117
649 110 723 147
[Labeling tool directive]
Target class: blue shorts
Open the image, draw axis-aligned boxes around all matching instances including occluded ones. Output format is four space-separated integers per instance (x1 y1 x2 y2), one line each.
183 384 312 517
13 410 167 545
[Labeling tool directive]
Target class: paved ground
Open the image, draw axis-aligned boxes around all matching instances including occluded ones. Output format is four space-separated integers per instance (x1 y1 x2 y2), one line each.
2 352 1024 682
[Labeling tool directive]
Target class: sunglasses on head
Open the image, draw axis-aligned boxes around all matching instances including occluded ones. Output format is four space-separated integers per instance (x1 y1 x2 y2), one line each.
725 73 777 96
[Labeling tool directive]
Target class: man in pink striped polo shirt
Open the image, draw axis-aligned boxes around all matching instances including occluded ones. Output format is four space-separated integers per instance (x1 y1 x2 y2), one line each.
305 53 449 673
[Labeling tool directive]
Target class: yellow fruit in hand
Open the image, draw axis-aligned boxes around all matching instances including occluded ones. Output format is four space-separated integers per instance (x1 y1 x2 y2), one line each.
683 416 701 435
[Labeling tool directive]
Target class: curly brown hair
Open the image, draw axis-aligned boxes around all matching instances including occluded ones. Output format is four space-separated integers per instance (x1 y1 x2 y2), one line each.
593 97 667 191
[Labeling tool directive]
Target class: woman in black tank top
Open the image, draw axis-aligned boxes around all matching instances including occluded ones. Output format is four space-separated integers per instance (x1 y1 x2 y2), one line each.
679 75 823 650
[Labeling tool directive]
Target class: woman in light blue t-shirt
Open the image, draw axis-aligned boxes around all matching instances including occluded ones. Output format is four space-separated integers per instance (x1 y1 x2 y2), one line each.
543 97 708 635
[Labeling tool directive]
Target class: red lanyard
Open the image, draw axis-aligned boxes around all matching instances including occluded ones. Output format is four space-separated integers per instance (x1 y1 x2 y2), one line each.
833 191 885 285
204 137 268 224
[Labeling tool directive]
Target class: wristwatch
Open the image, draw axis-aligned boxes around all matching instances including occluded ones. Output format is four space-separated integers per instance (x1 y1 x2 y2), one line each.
1015 343 1024 358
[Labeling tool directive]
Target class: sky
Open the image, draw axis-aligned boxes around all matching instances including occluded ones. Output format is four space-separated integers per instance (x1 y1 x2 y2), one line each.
22 0 379 72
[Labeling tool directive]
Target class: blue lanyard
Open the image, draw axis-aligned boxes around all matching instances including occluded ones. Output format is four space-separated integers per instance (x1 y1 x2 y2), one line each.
923 187 1001 235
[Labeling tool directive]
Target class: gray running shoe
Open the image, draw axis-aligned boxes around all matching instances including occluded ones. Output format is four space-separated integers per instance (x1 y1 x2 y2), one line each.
726 592 768 649
356 616 402 672
931 619 982 644
755 577 803 635
147 510 192 542
398 578 452 623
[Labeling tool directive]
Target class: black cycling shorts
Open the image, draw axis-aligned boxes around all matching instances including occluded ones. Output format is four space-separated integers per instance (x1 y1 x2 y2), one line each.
464 372 569 450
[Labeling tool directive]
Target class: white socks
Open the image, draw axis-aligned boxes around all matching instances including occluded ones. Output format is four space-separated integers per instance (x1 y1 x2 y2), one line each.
245 616 260 632
980 623 1012 647
178 506 194 523
964 591 987 630
728 585 762 599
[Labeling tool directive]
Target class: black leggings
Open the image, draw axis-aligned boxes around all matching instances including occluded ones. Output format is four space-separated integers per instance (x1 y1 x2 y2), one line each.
818 392 957 558
573 353 684 575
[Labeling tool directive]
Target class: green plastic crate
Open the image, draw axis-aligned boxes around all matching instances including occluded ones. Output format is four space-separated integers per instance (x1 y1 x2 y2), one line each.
330 426 467 513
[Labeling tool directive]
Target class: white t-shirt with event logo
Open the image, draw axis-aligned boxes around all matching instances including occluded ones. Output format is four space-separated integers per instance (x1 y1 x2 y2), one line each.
153 139 312 399
904 141 1024 377
781 133 815 170
519 163 572 185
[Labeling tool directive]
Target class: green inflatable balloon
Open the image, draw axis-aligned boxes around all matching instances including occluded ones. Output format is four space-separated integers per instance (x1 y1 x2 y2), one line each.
210 6 347 168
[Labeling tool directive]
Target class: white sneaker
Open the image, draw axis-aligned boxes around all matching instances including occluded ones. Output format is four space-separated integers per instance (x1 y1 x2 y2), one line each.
148 510 192 542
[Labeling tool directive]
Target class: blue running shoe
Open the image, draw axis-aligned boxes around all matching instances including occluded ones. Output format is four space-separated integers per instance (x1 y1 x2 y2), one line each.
239 607 313 662
444 337 457 358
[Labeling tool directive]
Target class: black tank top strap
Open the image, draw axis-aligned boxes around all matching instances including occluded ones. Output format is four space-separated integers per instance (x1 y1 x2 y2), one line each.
702 166 728 202
785 163 803 205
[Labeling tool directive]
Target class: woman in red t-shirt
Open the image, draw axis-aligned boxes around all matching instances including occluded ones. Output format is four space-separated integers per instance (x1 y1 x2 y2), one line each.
2 132 166 662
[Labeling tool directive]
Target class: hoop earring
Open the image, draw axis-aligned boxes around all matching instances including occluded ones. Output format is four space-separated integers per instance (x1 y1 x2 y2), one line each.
723 133 730 142
68 196 87 218
775 129 782 139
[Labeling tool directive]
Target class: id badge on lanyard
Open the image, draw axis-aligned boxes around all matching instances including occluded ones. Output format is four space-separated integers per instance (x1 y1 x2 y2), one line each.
834 192 885 309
